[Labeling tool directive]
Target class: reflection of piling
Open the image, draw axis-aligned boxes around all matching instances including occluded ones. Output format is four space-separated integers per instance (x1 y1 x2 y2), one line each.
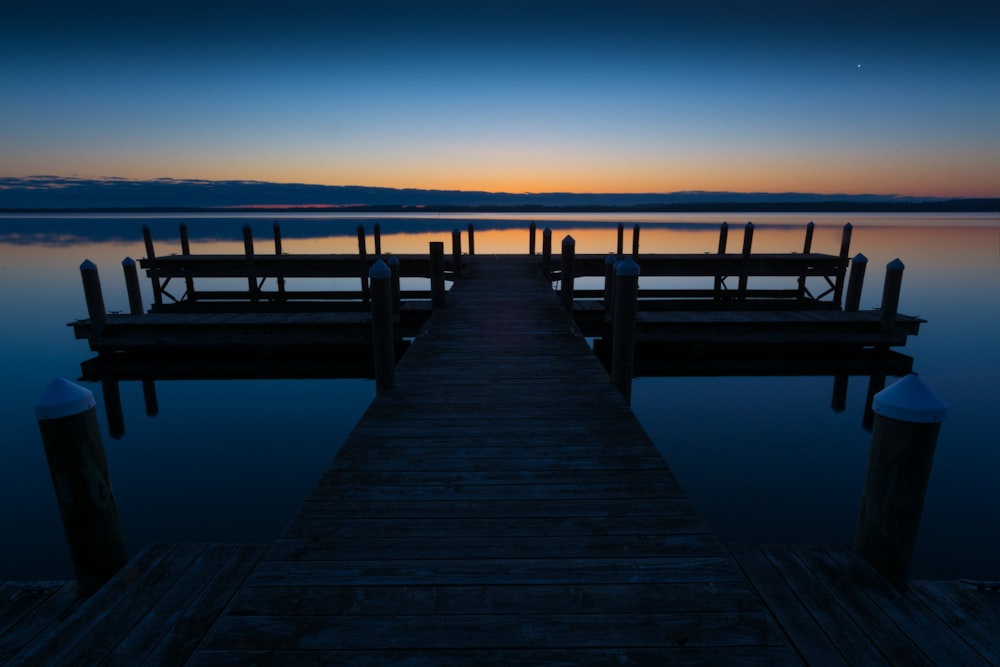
102 379 125 440
831 373 849 412
611 257 639 402
529 222 536 255
370 260 395 393
34 378 128 598
142 378 159 417
560 235 575 312
430 242 446 308
845 253 868 312
855 374 947 591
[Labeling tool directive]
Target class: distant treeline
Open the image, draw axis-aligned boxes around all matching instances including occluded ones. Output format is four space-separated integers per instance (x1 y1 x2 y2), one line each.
3 199 998 214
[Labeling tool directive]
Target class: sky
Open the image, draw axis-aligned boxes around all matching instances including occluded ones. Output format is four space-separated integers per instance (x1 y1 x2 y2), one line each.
2 1 999 198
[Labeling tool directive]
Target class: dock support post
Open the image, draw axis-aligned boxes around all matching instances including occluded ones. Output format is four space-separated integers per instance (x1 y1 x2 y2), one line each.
632 224 640 258
542 228 552 278
123 257 144 315
798 221 815 298
452 229 462 278
273 223 286 300
714 222 729 300
430 241 446 308
370 260 395 393
179 223 195 300
468 223 475 257
833 223 853 307
855 374 947 591
374 223 382 257
880 259 905 334
616 223 624 256
845 253 868 312
603 254 616 315
387 255 401 313
80 260 107 337
243 224 259 303
357 224 370 304
529 222 536 256
738 222 754 300
34 378 128 598
142 225 163 306
560 235 575 312
611 257 640 402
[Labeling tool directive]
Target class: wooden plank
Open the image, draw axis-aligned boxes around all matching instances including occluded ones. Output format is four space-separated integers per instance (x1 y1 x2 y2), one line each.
909 581 1000 664
726 543 850 667
0 582 78 663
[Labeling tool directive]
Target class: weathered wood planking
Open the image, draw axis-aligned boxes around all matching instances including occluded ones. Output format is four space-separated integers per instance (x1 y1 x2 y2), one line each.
194 255 799 663
7 543 266 665
727 543 1000 667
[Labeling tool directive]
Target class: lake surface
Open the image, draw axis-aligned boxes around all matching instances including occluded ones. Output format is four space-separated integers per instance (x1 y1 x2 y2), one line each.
1 211 998 581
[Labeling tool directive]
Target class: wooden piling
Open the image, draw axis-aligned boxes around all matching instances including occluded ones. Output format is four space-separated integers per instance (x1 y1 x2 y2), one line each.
468 223 475 256
180 224 196 300
273 223 286 299
529 222 537 256
242 224 259 303
855 374 948 591
616 223 624 256
430 242 446 308
387 255 401 313
369 260 394 393
80 260 107 337
632 224 640 258
714 222 729 299
542 227 552 277
34 378 128 597
560 235 576 312
738 222 754 299
357 224 370 303
611 257 640 402
142 225 163 306
833 223 853 306
880 259 905 334
798 222 815 297
452 229 462 278
374 223 382 257
845 253 868 312
603 254 616 310
122 257 143 315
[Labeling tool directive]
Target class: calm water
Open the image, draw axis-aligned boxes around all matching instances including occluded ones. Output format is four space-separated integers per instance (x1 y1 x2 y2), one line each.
1 212 998 581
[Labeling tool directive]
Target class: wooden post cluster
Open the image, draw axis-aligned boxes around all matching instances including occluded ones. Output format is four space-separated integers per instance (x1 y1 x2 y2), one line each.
429 241 446 308
369 260 395 393
560 235 575 312
611 257 639 402
34 378 128 597
855 374 948 591
844 253 868 312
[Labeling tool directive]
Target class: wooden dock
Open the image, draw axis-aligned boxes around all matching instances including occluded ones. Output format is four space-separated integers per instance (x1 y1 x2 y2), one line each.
8 256 998 664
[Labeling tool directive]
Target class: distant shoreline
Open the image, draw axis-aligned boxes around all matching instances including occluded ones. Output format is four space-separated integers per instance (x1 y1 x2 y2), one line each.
3 199 998 214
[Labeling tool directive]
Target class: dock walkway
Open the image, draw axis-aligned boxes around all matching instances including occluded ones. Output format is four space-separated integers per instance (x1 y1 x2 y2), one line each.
194 255 796 663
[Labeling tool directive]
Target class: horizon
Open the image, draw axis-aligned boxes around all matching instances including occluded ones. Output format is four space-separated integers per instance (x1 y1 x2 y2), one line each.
3 1 999 199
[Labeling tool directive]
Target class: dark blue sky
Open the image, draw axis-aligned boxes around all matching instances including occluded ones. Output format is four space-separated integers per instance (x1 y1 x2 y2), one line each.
3 1 998 198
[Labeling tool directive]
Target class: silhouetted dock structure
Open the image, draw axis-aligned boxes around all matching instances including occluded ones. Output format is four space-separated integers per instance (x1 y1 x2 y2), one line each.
10 224 992 664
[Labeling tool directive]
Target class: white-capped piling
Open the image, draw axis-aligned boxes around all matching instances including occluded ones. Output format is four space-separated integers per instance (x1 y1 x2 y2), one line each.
430 241 446 308
560 235 576 312
844 253 868 312
369 260 395 393
80 260 107 337
611 257 640 402
855 374 948 591
34 378 128 597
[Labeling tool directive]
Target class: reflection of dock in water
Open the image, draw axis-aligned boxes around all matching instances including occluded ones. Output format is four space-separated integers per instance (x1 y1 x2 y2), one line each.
20 225 994 665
